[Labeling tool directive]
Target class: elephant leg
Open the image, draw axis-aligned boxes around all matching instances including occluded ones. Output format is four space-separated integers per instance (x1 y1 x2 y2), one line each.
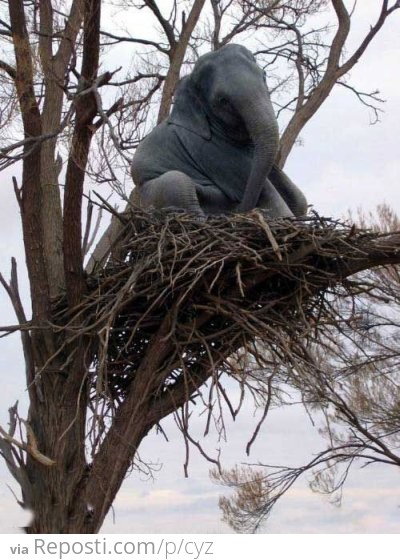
87 171 204 273
257 177 294 218
195 184 236 215
269 165 308 217
135 171 205 218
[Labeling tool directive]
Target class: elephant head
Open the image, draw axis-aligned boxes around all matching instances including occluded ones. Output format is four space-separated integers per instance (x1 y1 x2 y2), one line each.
169 44 280 212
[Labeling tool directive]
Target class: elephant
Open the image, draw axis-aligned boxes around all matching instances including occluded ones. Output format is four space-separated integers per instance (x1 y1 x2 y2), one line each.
131 43 307 219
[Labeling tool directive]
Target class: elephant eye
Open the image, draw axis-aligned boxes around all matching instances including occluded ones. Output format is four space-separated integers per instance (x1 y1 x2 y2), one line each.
217 96 229 106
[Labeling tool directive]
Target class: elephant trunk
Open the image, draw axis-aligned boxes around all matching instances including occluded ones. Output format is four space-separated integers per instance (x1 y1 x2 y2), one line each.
235 98 280 212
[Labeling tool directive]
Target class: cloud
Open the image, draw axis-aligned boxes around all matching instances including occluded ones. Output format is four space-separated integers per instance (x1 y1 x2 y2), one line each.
102 485 229 534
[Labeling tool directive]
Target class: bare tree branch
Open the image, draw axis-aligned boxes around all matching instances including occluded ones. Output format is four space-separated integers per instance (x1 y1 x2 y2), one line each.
0 59 16 79
278 0 399 165
157 0 206 122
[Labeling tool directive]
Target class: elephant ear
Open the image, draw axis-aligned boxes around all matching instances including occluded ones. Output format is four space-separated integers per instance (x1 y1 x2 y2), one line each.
168 76 211 140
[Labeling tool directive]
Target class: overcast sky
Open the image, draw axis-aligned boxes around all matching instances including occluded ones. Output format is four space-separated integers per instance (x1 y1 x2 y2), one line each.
0 2 399 533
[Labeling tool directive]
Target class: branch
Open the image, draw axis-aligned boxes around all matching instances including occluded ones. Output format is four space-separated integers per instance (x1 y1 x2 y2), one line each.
38 0 53 70
91 90 130 162
219 2 265 46
8 1 41 134
8 0 51 322
100 30 169 54
210 0 222 49
326 0 350 75
82 200 104 258
0 421 55 467
63 0 101 307
54 0 84 72
278 0 399 165
0 257 35 389
0 123 70 162
338 0 399 77
0 17 11 33
0 404 32 507
157 0 206 122
143 0 176 47
0 59 16 79
338 81 385 124
83 310 177 532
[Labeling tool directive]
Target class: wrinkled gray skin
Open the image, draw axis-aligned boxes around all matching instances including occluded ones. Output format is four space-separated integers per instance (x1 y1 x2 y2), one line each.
131 44 307 219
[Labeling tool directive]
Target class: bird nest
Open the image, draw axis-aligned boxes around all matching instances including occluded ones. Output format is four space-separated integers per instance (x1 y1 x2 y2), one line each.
57 208 400 416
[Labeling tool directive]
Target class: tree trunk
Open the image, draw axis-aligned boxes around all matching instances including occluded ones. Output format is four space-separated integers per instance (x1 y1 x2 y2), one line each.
6 0 101 533
25 360 88 533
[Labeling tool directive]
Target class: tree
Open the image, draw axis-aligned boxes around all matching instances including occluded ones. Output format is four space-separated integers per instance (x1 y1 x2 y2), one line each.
0 0 399 534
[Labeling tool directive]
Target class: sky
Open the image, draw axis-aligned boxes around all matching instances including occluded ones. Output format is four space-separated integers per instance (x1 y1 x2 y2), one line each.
0 1 399 534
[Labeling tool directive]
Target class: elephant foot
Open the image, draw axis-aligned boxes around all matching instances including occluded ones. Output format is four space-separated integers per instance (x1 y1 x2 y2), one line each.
153 206 206 223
